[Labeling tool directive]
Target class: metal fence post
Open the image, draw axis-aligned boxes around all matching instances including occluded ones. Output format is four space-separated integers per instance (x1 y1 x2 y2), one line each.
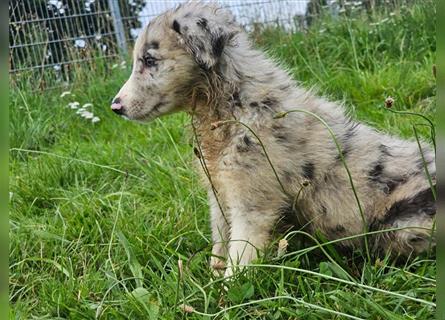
108 0 128 56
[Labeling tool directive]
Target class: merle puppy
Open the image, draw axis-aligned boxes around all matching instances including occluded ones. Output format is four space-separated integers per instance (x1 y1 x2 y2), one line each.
110 2 436 276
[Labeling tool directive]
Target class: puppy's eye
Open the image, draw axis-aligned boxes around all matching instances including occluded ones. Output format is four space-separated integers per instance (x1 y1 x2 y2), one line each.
141 55 158 67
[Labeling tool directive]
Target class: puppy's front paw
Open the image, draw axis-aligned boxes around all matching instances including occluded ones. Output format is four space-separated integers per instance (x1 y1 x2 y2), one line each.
210 256 226 276
223 265 234 279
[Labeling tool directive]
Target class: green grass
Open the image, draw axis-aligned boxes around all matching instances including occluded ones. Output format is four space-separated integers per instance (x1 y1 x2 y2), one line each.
9 1 436 319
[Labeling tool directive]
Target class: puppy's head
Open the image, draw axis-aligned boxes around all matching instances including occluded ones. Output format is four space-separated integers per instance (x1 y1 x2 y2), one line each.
111 3 240 121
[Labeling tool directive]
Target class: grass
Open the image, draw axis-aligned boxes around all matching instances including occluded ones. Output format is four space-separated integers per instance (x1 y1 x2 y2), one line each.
9 1 436 319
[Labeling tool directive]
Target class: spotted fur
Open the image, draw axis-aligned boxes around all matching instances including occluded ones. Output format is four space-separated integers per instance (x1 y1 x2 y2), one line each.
111 2 436 276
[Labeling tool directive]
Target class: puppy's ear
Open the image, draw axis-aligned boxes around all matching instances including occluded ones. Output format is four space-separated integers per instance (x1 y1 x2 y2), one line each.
171 14 238 70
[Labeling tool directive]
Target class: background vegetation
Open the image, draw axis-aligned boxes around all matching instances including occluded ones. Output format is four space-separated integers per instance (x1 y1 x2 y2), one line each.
10 1 436 318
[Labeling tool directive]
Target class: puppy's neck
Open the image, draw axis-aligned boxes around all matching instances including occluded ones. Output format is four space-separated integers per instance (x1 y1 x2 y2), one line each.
188 42 302 125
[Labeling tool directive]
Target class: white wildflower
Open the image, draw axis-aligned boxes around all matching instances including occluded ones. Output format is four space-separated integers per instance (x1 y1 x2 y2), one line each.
68 102 80 109
82 103 93 108
74 39 86 48
60 91 71 98
81 111 94 119
48 0 62 9
91 116 100 123
112 64 118 69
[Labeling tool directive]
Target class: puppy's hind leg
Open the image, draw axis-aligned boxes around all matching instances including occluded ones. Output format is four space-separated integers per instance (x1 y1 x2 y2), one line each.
391 217 436 256
379 188 436 256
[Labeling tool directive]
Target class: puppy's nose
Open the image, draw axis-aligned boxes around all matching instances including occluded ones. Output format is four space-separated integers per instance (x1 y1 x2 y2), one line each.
111 98 125 115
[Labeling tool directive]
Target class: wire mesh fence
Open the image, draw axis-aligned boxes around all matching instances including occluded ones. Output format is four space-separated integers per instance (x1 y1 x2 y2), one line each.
10 0 119 90
9 0 388 91
9 0 315 90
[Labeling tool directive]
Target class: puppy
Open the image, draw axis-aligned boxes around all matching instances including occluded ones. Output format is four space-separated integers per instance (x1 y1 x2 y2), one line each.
111 2 436 276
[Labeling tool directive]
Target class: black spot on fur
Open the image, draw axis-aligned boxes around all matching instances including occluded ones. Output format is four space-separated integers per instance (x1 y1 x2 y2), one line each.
369 163 384 180
197 17 208 29
172 20 181 34
249 102 259 108
302 162 315 180
346 120 360 135
236 135 253 152
261 97 278 108
381 188 436 226
321 205 327 214
379 144 392 157
336 143 351 161
368 161 405 194
366 143 407 194
211 35 225 57
336 123 358 161
231 91 242 107
384 180 402 194
243 135 252 146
